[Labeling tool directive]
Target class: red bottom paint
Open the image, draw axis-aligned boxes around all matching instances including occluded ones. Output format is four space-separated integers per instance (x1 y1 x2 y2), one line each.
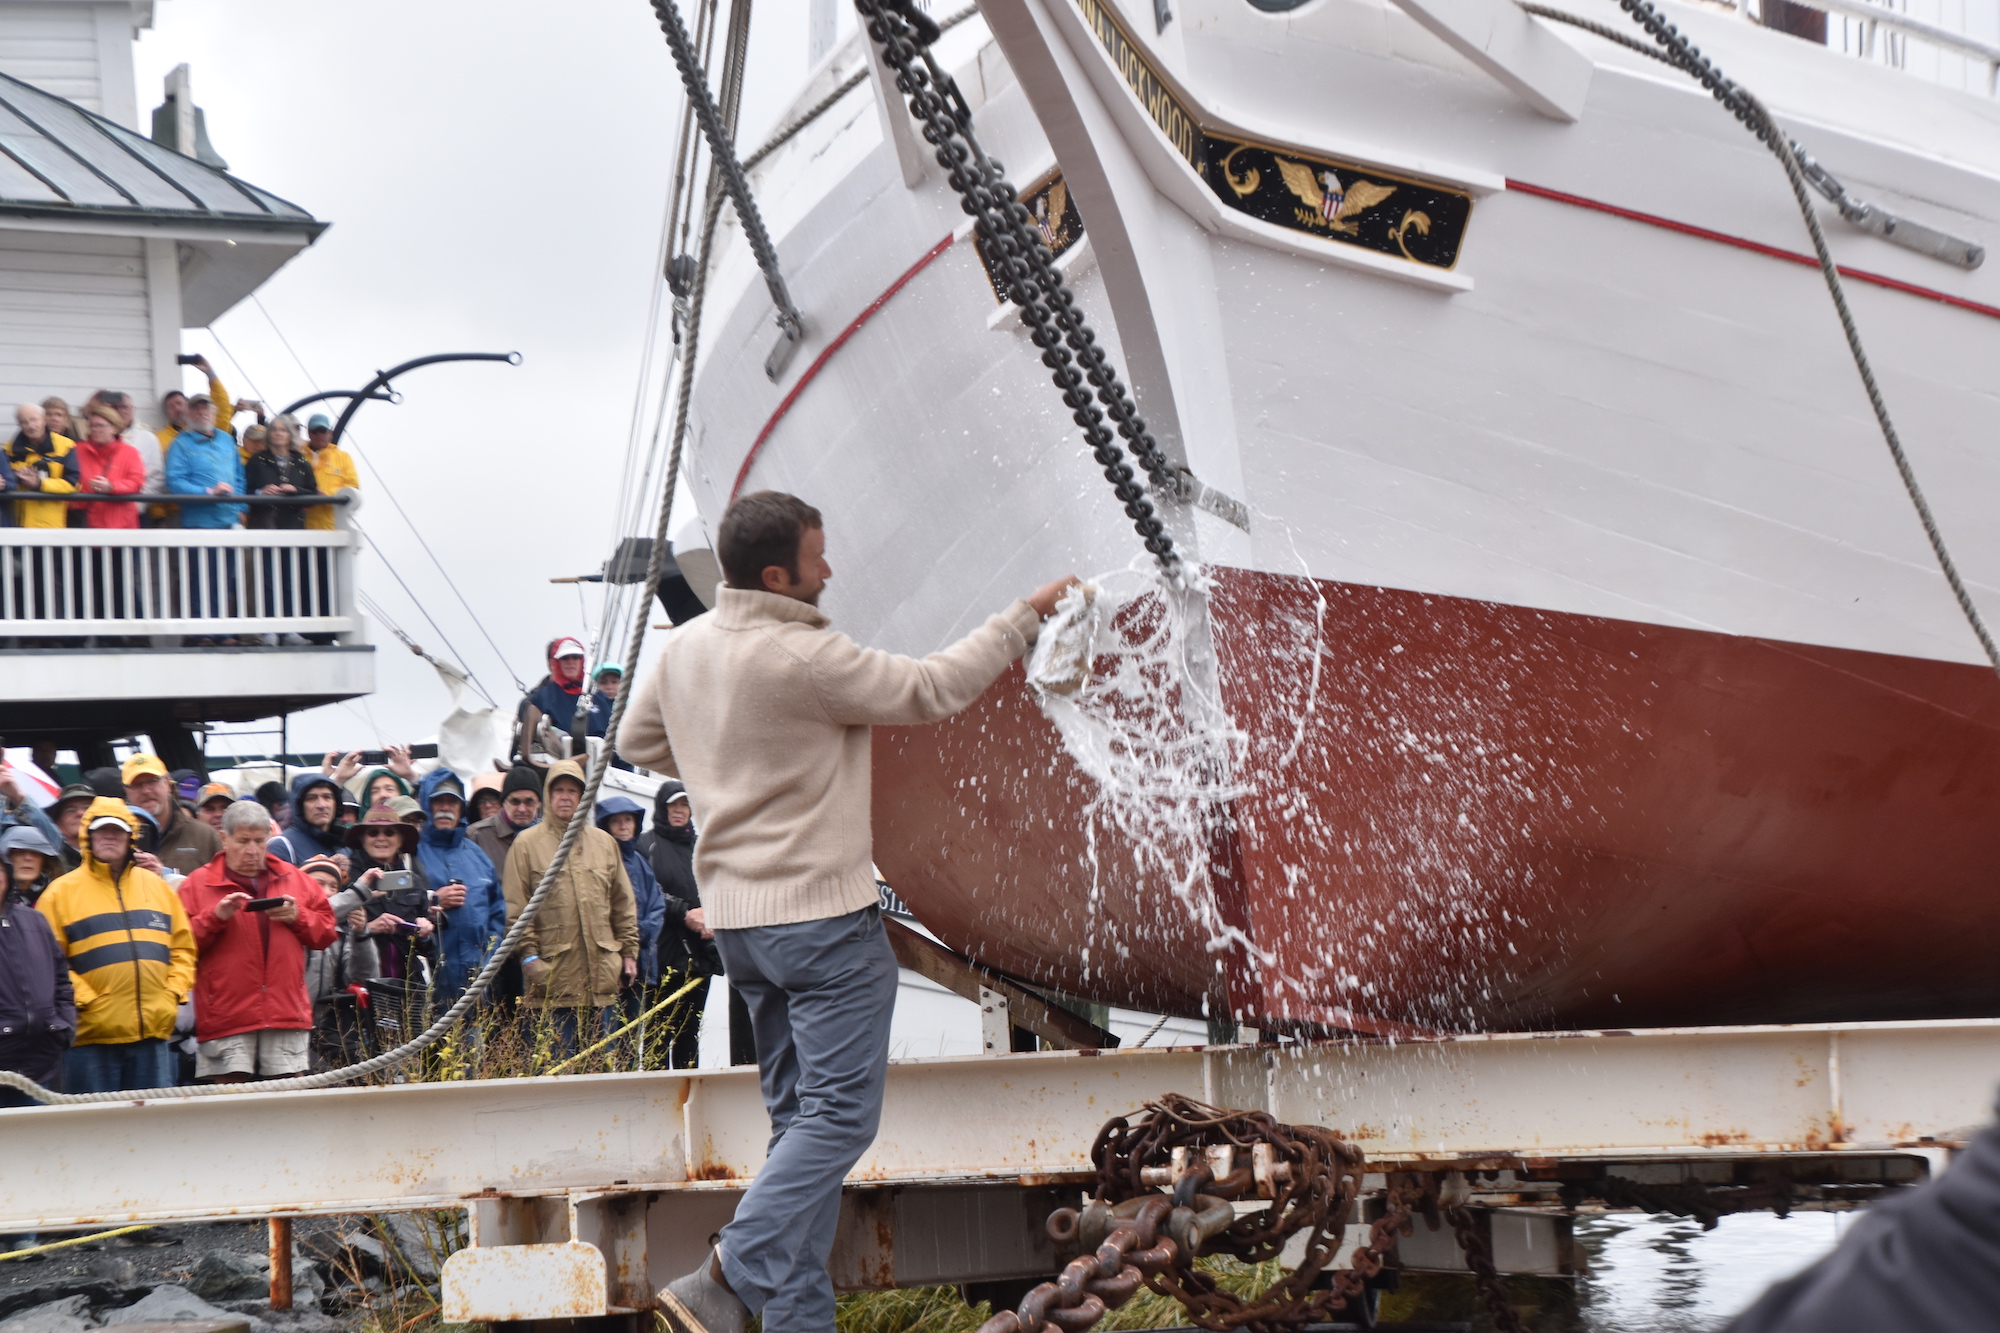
873 568 2000 1032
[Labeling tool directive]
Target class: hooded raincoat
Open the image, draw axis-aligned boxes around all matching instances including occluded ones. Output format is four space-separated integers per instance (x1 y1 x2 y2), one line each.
178 851 337 1041
36 799 197 1046
351 766 412 811
634 780 720 974
415 769 507 999
0 876 74 1089
502 761 638 1009
272 772 347 865
594 796 667 983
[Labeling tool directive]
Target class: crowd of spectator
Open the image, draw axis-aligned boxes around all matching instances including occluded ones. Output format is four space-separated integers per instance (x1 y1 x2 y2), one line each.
0 740 716 1101
4 357 360 533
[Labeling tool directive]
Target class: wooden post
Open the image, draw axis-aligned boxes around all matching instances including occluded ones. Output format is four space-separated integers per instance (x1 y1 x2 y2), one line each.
267 1217 293 1311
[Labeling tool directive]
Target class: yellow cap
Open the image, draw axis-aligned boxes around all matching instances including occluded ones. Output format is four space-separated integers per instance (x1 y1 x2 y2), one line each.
119 753 169 785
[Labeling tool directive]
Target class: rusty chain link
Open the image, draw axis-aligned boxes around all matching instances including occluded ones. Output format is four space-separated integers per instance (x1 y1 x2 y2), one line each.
1444 1206 1528 1333
978 1095 1530 1333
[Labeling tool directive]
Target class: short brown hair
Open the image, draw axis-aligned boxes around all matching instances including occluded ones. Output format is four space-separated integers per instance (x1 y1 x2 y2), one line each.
718 491 822 589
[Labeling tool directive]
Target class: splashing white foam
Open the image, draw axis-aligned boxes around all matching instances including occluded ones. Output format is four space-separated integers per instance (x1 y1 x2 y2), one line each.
1026 560 1260 960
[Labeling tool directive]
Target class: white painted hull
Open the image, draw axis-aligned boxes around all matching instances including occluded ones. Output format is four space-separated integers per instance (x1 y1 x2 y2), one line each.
666 0 2000 1029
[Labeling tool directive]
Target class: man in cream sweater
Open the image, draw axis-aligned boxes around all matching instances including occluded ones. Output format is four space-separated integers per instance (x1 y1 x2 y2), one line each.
620 491 1073 1333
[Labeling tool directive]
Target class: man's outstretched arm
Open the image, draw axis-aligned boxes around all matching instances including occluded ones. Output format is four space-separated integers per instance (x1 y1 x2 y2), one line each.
812 577 1077 728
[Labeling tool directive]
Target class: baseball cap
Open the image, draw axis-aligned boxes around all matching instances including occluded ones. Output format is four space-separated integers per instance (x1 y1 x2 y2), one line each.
592 662 623 681
197 782 235 807
120 754 168 785
307 413 332 431
88 812 133 833
552 637 586 660
386 795 423 822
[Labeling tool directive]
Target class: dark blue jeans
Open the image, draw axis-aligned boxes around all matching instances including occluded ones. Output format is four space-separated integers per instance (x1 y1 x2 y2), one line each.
65 1038 177 1093
715 906 899 1333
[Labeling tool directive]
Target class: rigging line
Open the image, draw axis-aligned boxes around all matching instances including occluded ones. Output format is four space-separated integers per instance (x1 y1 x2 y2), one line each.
245 295 527 694
250 293 321 391
740 4 975 171
351 523 496 705
1538 0 2000 674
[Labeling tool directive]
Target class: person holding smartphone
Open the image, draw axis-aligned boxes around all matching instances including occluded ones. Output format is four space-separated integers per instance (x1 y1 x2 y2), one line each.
177 800 335 1084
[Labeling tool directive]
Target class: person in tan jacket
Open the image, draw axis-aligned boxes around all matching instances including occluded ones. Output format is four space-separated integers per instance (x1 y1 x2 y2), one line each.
620 490 1074 1333
502 759 638 1059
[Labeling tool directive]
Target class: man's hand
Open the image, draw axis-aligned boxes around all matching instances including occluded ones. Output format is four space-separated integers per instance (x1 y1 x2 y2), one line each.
133 851 164 875
523 956 551 989
321 750 341 776
622 957 639 984
685 907 713 940
368 913 404 936
214 891 252 922
385 744 416 781
268 896 299 925
413 917 434 940
211 483 234 496
333 751 362 784
0 769 18 805
345 907 367 932
436 882 467 910
89 476 111 493
191 355 213 374
1026 574 1083 619
260 484 284 496
278 484 297 495
13 467 39 491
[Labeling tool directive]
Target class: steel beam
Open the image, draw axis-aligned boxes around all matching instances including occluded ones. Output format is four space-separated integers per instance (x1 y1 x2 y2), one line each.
4 1021 1995 1232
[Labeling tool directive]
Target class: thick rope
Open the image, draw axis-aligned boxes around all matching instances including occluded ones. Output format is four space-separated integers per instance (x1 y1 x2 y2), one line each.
1530 0 2000 671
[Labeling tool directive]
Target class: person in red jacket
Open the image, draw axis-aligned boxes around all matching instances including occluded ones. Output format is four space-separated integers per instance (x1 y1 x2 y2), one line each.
178 799 336 1083
67 402 144 529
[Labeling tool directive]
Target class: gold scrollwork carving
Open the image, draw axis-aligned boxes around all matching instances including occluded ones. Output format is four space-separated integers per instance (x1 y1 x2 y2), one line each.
1393 210 1432 261
1220 144 1260 198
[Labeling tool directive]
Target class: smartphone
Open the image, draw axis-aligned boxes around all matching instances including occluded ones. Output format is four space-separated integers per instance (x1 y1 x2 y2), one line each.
355 744 440 765
176 353 202 366
378 870 414 895
395 921 421 935
243 897 287 912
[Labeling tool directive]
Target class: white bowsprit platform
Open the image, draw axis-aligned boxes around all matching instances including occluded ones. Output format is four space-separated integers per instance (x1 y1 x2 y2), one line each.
3 1020 1990 1321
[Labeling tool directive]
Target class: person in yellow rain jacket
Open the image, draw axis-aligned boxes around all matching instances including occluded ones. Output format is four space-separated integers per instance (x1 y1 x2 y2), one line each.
303 413 357 531
8 402 74 528
36 798 196 1093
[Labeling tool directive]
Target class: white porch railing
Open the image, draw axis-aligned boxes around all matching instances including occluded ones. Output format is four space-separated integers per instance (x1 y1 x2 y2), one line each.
0 526 360 639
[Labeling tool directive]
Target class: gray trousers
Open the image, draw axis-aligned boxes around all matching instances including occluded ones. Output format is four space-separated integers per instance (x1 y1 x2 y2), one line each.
714 905 898 1333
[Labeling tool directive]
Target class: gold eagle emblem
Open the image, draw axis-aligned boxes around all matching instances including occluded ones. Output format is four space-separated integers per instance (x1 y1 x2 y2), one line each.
1276 158 1397 234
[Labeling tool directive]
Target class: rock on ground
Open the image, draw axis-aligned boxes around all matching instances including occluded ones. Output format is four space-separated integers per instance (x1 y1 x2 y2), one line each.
0 1294 95 1333
99 1286 265 1333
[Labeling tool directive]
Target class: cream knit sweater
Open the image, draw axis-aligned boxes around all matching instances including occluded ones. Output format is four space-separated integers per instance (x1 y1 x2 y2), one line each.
619 587 1041 928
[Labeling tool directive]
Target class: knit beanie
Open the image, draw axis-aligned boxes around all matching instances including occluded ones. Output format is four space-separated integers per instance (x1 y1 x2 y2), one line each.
501 766 542 799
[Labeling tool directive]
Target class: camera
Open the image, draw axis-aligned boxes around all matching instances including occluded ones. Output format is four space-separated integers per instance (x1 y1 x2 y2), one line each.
376 869 431 922
175 353 202 366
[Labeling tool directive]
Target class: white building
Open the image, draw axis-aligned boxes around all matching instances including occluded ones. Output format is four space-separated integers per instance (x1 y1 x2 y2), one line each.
0 0 366 771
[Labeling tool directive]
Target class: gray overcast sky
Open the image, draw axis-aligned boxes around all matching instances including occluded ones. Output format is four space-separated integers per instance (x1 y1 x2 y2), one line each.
131 0 829 762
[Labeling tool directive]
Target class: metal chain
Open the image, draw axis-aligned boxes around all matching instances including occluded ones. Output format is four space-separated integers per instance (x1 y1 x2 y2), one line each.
1444 1206 1528 1333
855 0 1180 571
650 0 805 346
987 1095 1400 1333
1538 0 2000 675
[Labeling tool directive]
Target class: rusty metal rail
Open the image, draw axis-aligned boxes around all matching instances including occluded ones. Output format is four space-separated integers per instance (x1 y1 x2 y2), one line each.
4 1019 1991 1230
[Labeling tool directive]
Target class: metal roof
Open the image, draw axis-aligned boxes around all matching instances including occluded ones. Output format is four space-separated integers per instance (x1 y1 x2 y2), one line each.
0 69 319 231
